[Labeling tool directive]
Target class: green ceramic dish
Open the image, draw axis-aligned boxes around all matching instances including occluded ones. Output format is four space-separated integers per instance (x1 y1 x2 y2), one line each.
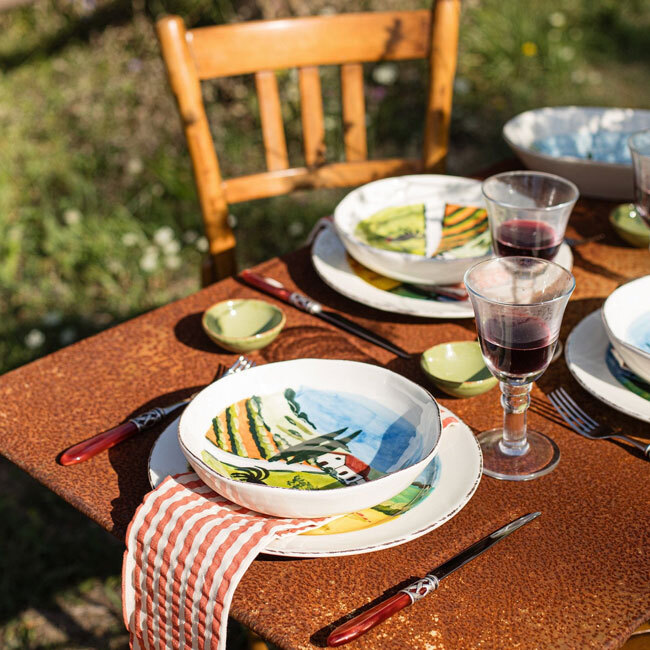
421 341 497 398
202 299 285 352
609 203 650 248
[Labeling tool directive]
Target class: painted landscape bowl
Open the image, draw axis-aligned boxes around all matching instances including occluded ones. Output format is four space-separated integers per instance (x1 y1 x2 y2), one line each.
333 175 492 285
602 275 650 384
178 359 442 518
503 106 650 200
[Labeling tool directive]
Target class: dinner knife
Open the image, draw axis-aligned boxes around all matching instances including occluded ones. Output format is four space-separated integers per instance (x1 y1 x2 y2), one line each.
239 270 411 359
327 511 541 647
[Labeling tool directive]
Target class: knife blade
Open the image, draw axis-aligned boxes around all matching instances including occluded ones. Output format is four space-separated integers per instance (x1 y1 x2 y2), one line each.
239 270 411 359
327 511 541 647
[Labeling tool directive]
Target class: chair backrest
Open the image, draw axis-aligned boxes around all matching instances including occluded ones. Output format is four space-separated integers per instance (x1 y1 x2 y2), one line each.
156 2 461 283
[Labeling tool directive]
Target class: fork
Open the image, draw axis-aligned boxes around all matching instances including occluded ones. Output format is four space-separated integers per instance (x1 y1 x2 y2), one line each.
564 234 605 247
59 355 256 465
548 387 650 458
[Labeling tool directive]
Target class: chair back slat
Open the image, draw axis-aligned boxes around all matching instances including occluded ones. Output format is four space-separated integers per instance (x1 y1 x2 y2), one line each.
223 158 424 204
188 11 431 80
298 66 326 167
341 63 367 162
255 71 289 171
422 0 461 171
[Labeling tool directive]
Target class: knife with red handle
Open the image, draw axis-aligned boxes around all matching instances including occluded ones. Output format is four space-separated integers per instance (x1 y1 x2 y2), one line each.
58 398 191 466
327 512 541 646
239 270 410 359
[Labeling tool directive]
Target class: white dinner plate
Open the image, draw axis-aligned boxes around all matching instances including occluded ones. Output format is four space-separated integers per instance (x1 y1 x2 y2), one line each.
148 407 482 557
311 224 573 320
565 309 650 423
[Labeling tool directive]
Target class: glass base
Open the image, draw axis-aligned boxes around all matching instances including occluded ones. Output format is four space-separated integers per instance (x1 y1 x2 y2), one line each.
477 428 560 481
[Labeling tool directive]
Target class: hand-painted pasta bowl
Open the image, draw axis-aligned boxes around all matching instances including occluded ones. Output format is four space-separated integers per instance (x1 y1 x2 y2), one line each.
333 175 492 285
503 106 650 200
602 275 650 384
178 359 442 518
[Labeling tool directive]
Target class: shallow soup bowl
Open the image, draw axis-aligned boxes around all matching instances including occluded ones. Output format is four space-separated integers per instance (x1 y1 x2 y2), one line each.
178 359 442 518
602 275 650 384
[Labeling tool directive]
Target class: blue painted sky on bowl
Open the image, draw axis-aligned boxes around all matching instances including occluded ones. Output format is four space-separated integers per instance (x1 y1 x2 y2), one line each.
293 387 424 473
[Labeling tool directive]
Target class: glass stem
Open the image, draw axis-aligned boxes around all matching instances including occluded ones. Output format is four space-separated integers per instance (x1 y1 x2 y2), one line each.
499 381 532 456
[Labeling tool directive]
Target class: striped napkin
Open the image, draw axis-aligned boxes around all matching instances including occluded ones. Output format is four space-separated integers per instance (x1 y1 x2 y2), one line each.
122 472 334 650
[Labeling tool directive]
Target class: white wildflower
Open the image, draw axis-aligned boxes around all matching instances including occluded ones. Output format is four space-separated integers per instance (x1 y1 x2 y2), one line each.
25 329 45 349
127 158 144 175
227 213 238 228
558 46 575 61
454 78 471 95
324 115 337 132
549 11 566 28
163 240 180 255
372 63 398 86
183 230 198 244
153 226 175 246
288 221 304 237
63 209 82 225
164 255 182 270
140 247 159 272
107 259 123 274
121 232 139 247
195 236 209 253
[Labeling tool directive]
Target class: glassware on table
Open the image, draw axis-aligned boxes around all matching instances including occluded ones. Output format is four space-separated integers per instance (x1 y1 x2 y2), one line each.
464 256 575 481
482 171 579 261
628 129 650 243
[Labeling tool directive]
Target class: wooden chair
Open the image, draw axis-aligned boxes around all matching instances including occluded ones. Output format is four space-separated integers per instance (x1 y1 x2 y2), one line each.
156 2 461 285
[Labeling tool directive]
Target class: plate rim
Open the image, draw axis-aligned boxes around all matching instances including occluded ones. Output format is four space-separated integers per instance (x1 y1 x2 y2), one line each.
312 224 573 321
148 407 482 557
312 224 475 319
565 309 650 423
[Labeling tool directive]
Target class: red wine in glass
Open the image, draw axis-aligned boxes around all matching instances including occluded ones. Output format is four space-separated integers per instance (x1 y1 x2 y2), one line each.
495 219 561 260
480 316 555 377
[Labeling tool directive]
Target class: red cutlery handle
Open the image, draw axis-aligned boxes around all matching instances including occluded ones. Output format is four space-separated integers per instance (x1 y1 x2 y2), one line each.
59 421 139 466
239 270 293 302
327 592 412 647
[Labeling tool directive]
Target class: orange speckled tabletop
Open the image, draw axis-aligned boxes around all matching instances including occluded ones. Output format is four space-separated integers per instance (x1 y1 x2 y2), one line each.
1 196 649 649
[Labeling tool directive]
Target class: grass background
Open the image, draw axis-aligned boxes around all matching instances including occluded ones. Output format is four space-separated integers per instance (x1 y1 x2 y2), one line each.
0 0 649 646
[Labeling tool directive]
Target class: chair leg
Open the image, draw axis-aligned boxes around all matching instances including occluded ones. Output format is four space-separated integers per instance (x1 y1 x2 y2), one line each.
201 249 238 286
247 629 270 650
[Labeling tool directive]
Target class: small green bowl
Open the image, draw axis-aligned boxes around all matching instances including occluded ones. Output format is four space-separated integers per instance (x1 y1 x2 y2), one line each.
420 341 497 398
609 203 650 248
202 299 285 353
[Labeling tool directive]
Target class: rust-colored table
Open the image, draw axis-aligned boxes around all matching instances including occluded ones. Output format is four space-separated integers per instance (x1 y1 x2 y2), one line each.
1 196 649 649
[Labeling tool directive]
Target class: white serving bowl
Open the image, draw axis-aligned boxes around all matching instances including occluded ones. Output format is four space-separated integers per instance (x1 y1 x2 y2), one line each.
602 275 650 384
178 359 442 518
333 174 491 285
503 106 650 200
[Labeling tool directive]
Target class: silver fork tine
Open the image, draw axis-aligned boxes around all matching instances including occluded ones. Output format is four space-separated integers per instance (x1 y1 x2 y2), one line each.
556 388 600 429
548 390 589 434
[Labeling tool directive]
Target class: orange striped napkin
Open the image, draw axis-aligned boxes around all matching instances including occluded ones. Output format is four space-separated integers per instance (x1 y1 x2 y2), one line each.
122 472 333 650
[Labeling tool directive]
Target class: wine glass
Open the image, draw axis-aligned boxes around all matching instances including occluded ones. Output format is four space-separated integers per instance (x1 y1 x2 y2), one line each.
482 171 579 260
628 129 650 248
464 256 575 481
